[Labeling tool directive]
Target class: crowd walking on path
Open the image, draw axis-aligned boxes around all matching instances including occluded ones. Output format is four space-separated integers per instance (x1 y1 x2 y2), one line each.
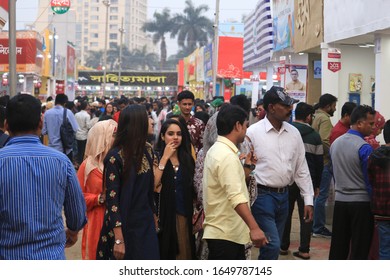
0 87 389 260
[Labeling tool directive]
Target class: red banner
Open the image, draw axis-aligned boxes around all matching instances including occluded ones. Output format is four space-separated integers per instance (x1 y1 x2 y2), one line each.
0 38 38 64
328 62 341 72
218 37 244 78
67 44 75 76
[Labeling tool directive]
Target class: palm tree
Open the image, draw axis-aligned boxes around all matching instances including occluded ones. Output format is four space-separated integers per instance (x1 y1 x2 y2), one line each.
85 50 104 69
132 46 159 71
142 8 174 70
171 0 214 52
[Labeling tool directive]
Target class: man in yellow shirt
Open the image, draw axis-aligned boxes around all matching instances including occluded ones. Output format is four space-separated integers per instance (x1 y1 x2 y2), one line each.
202 104 268 259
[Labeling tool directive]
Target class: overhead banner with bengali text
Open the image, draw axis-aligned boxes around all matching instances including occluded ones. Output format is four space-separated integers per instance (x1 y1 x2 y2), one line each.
77 71 178 86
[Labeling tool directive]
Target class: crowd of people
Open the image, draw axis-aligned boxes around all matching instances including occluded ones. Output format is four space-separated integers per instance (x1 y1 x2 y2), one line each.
0 86 389 260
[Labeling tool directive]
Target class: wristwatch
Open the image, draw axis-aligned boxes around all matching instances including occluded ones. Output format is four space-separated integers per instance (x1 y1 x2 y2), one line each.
158 164 165 171
114 239 124 245
243 163 256 171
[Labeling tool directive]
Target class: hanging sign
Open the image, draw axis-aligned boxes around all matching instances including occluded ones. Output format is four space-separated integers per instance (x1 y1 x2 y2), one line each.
51 0 71 15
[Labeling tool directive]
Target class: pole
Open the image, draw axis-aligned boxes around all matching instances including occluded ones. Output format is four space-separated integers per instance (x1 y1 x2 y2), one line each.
118 17 124 96
9 0 17 97
212 0 220 98
102 0 110 97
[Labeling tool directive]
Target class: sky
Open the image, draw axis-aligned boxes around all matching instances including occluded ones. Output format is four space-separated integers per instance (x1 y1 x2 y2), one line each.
10 0 256 55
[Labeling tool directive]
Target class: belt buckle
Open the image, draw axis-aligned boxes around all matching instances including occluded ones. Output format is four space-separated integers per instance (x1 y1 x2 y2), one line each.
277 187 285 194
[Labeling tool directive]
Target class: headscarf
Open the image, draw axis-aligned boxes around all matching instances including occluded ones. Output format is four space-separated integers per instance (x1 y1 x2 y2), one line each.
84 119 117 185
364 111 386 150
373 111 385 136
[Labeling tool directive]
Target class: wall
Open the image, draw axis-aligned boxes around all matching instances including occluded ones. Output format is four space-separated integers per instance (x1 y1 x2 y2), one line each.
307 53 321 105
324 0 390 42
335 45 375 118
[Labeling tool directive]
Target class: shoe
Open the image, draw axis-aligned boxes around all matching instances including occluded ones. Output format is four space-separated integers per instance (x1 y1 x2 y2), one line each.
312 227 332 238
279 249 289 255
293 251 310 260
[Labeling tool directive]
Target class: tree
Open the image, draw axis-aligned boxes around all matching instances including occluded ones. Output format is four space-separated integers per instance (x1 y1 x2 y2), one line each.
170 0 214 52
84 50 104 69
132 46 159 71
142 8 174 70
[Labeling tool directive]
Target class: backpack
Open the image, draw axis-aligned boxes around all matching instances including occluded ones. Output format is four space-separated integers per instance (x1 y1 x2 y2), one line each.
60 108 74 153
0 132 9 148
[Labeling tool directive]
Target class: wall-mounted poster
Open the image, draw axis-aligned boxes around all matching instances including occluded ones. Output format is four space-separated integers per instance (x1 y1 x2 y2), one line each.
283 64 307 103
349 73 363 93
314 60 321 79
349 93 360 105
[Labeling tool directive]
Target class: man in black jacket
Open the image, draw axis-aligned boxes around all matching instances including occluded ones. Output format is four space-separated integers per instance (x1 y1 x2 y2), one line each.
280 102 324 259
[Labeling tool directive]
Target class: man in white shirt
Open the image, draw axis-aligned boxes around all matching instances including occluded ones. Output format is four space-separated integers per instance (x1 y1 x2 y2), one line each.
75 100 90 165
246 86 314 260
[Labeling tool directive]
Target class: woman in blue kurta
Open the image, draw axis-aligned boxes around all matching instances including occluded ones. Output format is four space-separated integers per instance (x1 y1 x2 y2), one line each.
96 105 159 260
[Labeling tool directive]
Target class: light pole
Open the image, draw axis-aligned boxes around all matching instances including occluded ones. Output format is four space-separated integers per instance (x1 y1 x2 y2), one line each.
49 28 58 95
212 0 220 98
9 0 17 97
118 17 125 95
102 0 110 97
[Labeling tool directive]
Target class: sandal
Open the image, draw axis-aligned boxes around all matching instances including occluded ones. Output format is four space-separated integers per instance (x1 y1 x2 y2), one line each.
279 249 289 256
293 251 310 260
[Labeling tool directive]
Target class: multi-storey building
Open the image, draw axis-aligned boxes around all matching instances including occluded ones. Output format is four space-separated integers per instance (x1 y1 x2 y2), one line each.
38 0 152 65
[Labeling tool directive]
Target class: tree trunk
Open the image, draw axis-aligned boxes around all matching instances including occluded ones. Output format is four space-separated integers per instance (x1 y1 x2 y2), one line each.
160 37 167 70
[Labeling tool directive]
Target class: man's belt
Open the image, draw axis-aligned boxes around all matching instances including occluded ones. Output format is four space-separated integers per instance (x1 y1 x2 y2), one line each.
257 184 288 194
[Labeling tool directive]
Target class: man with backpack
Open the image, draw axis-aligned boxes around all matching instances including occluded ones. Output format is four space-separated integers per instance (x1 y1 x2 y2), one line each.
42 94 78 162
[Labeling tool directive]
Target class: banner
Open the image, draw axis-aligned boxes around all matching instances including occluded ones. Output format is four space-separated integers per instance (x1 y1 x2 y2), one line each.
77 71 178 86
218 37 243 78
283 64 307 103
0 31 43 73
272 0 294 51
0 0 8 28
204 43 212 83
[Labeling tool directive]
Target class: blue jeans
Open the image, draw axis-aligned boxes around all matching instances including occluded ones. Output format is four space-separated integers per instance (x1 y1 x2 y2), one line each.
251 188 289 260
377 220 390 260
313 163 332 233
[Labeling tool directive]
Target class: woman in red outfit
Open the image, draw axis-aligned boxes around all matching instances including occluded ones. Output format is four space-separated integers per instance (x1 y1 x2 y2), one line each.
77 119 117 259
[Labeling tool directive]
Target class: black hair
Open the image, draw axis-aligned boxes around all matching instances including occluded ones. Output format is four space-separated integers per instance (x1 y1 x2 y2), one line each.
111 104 148 181
0 104 6 129
55 94 68 105
157 118 195 179
230 94 251 114
318 93 337 108
6 94 41 133
295 102 315 121
350 105 376 125
177 90 195 101
79 100 88 111
217 104 248 136
341 102 357 118
384 120 390 144
194 111 210 125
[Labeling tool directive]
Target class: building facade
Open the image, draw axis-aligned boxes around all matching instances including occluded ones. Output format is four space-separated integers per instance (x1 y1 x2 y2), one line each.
38 0 152 65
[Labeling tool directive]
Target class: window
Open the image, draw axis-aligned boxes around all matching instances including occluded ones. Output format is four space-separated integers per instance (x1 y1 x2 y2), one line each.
91 7 99 12
109 24 118 30
91 15 99 21
91 33 99 38
110 7 118 13
90 42 99 47
110 15 118 20
90 24 98 29
109 33 118 40
109 42 116 49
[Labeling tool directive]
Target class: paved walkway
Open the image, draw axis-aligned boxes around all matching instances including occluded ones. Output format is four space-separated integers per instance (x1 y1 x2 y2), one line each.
65 206 332 260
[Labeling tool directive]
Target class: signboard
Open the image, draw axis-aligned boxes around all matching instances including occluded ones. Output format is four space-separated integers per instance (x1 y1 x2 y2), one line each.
327 48 341 73
77 71 178 86
328 62 341 72
51 0 71 15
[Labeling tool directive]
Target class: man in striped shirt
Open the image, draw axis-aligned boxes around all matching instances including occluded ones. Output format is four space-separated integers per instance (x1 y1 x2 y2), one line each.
0 94 87 260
